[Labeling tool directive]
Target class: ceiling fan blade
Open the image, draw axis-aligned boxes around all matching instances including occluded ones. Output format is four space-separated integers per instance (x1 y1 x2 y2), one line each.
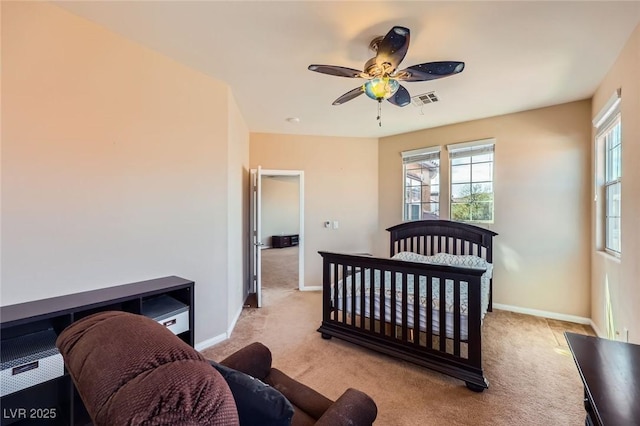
387 84 411 107
332 86 365 105
308 64 365 78
396 61 465 82
376 26 410 72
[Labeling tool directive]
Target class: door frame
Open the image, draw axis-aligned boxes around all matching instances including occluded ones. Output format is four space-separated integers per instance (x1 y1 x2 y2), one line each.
250 168 305 305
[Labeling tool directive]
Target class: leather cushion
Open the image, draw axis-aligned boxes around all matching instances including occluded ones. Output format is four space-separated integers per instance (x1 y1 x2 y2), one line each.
210 361 294 426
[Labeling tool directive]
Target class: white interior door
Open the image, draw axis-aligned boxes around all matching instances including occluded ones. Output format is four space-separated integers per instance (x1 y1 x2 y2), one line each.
250 166 263 307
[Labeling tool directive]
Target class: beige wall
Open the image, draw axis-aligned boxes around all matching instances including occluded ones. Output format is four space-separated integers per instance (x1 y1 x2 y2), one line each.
262 176 300 247
591 23 640 342
227 91 250 329
379 101 592 318
250 133 378 287
1 2 249 345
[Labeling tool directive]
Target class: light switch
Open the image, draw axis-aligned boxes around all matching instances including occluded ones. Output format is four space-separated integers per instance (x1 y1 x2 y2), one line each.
333 221 339 229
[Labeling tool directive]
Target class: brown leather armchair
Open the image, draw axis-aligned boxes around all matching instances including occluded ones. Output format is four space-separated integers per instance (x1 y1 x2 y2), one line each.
216 342 377 426
56 311 377 426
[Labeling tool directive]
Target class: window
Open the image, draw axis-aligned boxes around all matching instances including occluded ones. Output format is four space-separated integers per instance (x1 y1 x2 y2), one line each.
447 140 495 223
595 90 622 255
402 147 440 221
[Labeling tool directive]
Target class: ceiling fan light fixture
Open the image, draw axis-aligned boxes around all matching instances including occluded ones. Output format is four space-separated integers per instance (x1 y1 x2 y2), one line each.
308 25 464 111
363 77 399 101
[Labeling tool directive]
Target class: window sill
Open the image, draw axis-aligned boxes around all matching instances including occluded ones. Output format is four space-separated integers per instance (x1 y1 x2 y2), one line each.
456 220 494 226
596 250 621 263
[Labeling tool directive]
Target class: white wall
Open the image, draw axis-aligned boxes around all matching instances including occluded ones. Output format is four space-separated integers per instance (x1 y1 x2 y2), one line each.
1 2 249 345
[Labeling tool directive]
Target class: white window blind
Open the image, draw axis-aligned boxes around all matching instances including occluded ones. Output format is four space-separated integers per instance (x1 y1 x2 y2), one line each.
402 146 441 164
447 140 495 158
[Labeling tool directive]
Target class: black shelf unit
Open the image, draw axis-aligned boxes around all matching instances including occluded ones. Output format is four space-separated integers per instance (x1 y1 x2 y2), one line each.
0 276 194 426
272 234 299 248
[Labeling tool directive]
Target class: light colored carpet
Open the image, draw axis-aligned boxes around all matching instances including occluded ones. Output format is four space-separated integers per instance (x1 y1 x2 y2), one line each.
202 247 593 425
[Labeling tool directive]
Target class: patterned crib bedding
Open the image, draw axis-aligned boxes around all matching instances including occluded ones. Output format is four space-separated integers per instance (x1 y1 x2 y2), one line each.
333 252 493 327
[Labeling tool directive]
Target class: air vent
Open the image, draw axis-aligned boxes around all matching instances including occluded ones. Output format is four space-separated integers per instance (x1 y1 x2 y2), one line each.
411 91 439 107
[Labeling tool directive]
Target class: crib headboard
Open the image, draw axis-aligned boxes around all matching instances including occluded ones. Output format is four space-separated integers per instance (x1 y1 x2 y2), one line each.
387 220 498 263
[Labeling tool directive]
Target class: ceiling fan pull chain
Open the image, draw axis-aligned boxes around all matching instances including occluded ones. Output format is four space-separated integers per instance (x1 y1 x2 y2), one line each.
377 100 382 127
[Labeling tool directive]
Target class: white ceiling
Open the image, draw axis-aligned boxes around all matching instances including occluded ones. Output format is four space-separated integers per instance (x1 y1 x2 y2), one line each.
55 1 640 138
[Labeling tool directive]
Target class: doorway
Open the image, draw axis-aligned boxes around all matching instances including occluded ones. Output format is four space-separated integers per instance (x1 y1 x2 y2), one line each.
249 168 304 307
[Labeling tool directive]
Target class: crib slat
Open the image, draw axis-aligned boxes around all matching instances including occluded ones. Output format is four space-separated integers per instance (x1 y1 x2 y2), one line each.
390 269 397 338
426 275 433 350
401 272 408 343
349 265 356 328
413 273 420 346
369 268 375 333
360 265 365 330
332 263 344 321
340 264 347 325
453 278 461 357
439 277 446 351
379 268 386 337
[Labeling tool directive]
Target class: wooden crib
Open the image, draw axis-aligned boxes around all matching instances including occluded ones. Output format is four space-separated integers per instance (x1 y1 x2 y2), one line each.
318 220 497 391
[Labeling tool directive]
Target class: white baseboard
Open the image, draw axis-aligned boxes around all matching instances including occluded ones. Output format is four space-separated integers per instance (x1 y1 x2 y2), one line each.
589 320 605 338
299 286 322 292
195 333 227 352
227 304 243 337
195 302 246 352
493 303 591 325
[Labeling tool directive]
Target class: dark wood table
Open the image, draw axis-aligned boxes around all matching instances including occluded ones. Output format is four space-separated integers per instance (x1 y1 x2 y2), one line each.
565 332 640 426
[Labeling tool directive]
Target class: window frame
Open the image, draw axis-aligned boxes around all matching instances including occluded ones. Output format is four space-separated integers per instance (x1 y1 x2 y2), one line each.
597 110 622 257
401 146 441 222
447 139 495 224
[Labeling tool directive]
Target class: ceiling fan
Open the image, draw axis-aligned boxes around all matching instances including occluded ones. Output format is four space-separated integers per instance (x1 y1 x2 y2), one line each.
308 26 465 109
